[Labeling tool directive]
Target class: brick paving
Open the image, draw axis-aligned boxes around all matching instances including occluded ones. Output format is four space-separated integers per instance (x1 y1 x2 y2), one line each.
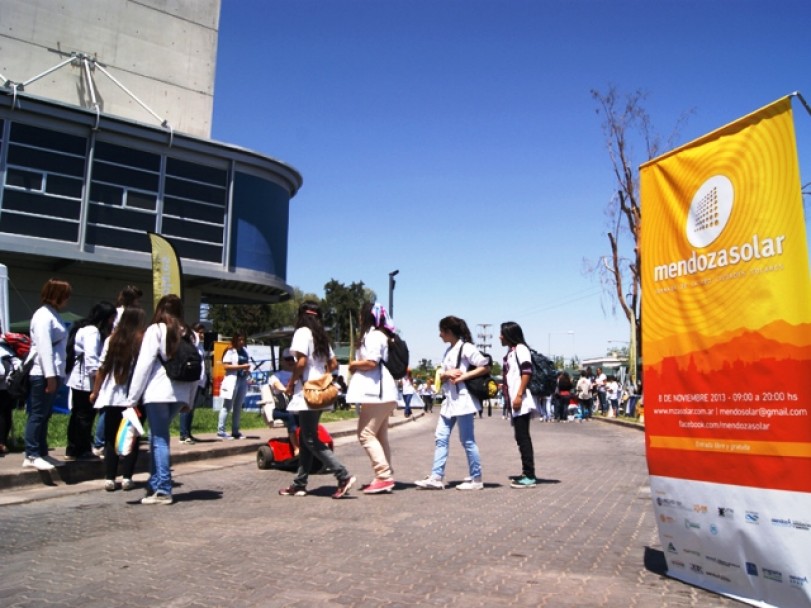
0 414 744 607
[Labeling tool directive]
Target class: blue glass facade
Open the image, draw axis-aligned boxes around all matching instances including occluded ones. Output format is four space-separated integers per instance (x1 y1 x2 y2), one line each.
0 93 301 304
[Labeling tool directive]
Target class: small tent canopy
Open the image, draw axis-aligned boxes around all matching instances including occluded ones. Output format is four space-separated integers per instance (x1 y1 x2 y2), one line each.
6 311 84 333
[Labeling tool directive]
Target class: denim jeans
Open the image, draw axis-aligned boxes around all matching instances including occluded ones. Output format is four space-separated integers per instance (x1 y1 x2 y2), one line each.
403 394 413 417
93 409 106 449
431 413 482 480
293 409 349 489
272 409 299 434
597 389 608 414
25 376 61 458
218 377 248 435
145 401 182 495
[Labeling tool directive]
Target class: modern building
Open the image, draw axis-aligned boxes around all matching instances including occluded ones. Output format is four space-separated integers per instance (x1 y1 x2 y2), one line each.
0 0 301 325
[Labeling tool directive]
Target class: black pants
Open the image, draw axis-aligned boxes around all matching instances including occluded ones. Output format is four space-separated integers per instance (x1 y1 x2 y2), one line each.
555 393 569 421
512 413 535 479
0 389 14 447
66 389 96 457
103 406 142 481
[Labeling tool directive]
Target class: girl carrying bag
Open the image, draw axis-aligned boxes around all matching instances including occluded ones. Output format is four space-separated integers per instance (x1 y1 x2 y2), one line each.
302 373 338 408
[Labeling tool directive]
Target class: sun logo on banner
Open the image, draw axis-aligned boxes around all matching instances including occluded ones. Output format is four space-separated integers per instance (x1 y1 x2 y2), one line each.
685 175 734 248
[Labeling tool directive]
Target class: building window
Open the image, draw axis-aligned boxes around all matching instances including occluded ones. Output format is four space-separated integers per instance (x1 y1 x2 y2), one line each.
161 157 227 263
0 122 85 242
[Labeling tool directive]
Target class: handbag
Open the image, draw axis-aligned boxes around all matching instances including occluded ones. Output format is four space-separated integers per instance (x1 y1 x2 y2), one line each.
219 374 237 399
115 407 144 456
302 372 339 408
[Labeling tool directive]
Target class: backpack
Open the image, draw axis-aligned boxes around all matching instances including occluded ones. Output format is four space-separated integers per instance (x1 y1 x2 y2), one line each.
382 331 409 380
1 332 31 359
526 348 558 397
159 332 203 382
6 356 34 401
456 343 498 402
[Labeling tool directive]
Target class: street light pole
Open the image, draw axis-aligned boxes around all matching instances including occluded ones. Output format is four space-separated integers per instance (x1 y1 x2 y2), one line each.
388 270 399 319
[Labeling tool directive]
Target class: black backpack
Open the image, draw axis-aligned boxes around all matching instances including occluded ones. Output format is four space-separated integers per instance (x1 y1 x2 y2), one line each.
382 331 409 380
526 348 557 397
6 357 34 401
456 343 498 401
159 332 203 382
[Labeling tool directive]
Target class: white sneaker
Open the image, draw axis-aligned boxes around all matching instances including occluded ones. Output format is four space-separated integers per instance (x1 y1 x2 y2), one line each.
456 479 484 491
122 478 135 491
92 447 104 457
414 475 445 490
23 456 55 471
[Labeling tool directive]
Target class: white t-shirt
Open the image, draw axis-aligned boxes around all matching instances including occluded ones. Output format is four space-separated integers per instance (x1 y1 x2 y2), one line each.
287 326 335 413
345 329 398 404
504 344 537 417
440 341 490 417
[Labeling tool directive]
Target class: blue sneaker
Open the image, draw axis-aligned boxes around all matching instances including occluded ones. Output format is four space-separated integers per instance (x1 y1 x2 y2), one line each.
216 431 229 439
510 476 537 489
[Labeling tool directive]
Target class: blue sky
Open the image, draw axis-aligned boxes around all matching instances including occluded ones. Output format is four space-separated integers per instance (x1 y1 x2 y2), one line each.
212 0 811 366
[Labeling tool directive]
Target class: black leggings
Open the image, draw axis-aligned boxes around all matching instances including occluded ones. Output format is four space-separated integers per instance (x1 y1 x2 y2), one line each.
103 407 142 481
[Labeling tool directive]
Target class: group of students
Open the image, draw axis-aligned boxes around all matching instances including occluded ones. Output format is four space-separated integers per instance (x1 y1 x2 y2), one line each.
265 301 543 499
2 284 548 501
2 278 205 506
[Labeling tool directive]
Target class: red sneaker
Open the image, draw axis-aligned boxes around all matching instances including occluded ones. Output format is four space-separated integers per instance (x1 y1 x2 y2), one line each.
363 479 395 494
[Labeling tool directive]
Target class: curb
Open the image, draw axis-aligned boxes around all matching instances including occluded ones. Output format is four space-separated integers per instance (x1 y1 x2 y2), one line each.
0 411 424 492
593 416 645 431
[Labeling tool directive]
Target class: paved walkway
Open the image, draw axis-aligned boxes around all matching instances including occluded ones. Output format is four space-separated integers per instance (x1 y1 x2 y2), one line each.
0 412 743 607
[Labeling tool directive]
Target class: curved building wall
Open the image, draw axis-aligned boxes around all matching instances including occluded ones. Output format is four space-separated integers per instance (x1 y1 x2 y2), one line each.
0 93 302 321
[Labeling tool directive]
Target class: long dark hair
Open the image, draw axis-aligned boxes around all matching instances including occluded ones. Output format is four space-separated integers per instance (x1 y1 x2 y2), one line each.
439 315 472 343
100 307 146 385
500 321 528 349
151 294 188 358
66 301 117 374
295 301 331 361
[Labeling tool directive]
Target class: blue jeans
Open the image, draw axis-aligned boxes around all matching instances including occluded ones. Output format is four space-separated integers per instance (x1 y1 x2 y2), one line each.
145 401 182 495
597 390 607 414
25 376 61 459
431 413 482 480
403 393 413 417
272 409 299 434
94 409 106 448
218 377 248 435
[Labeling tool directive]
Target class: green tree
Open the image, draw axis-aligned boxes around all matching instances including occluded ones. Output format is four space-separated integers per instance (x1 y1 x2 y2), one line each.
207 288 320 340
322 279 376 343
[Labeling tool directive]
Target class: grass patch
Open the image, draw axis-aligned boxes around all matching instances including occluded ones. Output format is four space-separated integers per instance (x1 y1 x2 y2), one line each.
6 406 357 452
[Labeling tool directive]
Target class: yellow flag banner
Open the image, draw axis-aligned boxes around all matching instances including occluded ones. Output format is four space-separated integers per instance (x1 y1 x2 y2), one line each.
148 232 183 308
640 96 811 608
